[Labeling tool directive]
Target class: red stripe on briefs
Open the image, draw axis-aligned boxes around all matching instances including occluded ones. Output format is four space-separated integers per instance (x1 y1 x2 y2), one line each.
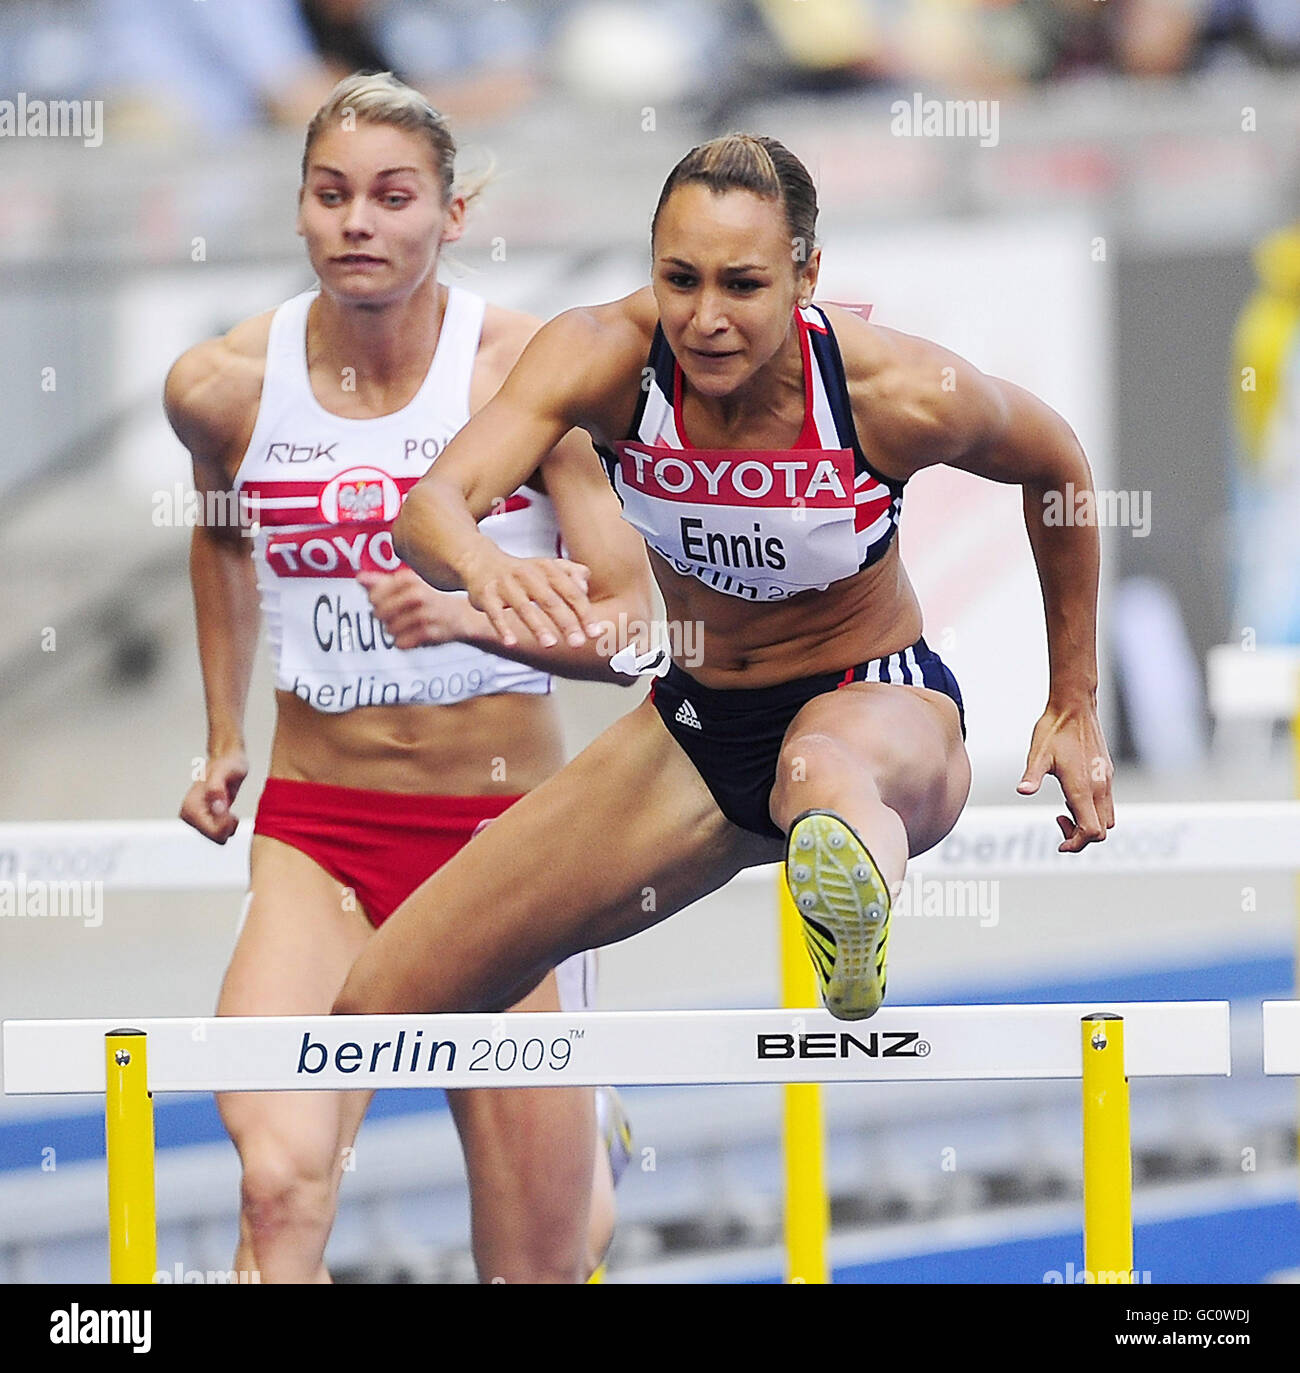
253 779 523 927
837 667 854 687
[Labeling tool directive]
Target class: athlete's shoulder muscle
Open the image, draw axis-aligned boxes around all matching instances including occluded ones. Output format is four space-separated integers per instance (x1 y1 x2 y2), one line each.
164 310 274 479
497 287 656 441
472 301 543 412
830 309 1006 479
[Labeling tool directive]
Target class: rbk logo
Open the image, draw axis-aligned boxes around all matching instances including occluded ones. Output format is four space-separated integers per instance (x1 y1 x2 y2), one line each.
267 442 338 463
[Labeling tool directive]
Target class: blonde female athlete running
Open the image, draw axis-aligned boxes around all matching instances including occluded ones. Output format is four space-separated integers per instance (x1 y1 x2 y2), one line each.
166 74 649 1284
335 132 1113 1049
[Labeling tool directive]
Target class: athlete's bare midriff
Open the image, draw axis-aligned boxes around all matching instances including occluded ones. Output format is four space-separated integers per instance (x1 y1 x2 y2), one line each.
268 688 566 795
652 540 923 687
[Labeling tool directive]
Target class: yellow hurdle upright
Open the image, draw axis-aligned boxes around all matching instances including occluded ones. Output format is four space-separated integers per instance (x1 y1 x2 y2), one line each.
1291 691 1300 1196
1081 1013 1133 1283
779 874 831 1284
105 1029 157 1284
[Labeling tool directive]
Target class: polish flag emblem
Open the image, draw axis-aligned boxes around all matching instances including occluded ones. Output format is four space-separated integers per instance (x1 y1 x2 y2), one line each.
320 467 402 523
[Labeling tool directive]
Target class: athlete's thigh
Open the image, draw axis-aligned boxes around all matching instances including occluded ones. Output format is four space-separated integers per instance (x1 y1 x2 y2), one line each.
444 969 575 1132
219 835 376 1015
444 971 590 1164
218 836 376 1160
444 967 597 1279
782 683 970 854
340 697 781 1016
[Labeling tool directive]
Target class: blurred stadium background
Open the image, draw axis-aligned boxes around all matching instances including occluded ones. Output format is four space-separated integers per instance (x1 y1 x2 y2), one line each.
3 0 1300 1284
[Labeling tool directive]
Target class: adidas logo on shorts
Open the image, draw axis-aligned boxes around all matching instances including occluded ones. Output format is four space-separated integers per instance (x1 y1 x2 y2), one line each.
674 699 702 730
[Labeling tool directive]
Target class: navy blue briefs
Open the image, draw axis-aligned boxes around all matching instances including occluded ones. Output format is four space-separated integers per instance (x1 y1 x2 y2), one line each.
649 637 965 840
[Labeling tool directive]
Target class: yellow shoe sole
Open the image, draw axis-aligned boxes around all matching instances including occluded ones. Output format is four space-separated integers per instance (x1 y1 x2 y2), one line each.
785 810 892 1021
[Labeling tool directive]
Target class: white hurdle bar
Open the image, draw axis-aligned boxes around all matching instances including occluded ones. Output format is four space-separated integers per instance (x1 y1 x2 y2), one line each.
3 1003 1231 1093
3 801 1300 890
1261 1001 1300 1075
1 1004 1232 1284
1207 643 1300 727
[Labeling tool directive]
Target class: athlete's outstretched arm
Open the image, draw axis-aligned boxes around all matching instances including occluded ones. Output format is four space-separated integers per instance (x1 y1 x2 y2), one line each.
391 308 641 647
861 328 1112 853
367 418 654 679
165 342 262 844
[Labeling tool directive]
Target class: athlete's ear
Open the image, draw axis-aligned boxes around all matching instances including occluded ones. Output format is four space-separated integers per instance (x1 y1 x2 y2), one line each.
295 184 307 240
439 194 468 247
798 245 822 304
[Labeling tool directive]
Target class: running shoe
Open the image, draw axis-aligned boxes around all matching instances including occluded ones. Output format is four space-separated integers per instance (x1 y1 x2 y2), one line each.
785 809 892 1021
596 1085 633 1188
588 1087 633 1283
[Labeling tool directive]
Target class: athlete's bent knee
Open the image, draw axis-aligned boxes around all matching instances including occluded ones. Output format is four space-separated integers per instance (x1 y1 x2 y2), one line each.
484 1247 588 1286
239 1151 337 1244
770 731 877 827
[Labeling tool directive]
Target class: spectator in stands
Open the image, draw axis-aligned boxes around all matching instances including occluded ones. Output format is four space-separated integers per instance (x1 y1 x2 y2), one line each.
98 0 339 137
96 0 548 139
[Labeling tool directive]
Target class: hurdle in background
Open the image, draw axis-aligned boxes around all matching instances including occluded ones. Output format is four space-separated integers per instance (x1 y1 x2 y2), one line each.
1206 646 1300 941
6 801 1298 890
1206 643 1300 780
4 800 1299 1282
1262 999 1300 1070
1263 999 1300 1226
2 1002 1231 1284
1208 645 1300 1204
1262 1001 1300 1080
